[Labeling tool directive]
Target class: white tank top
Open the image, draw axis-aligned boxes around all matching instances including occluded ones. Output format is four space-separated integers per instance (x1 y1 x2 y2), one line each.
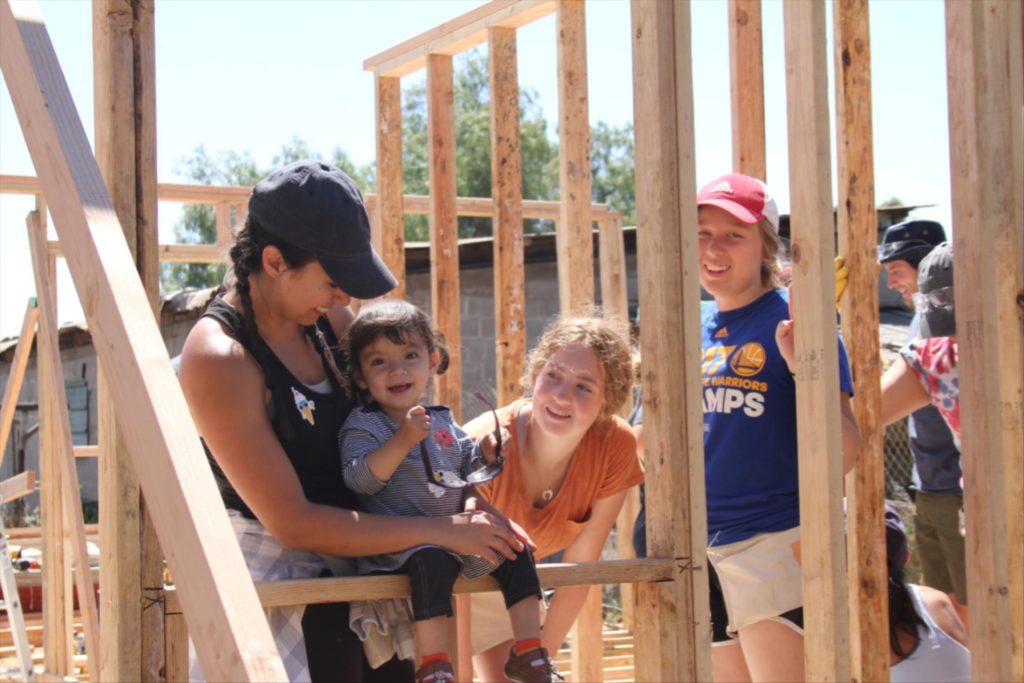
891 584 971 683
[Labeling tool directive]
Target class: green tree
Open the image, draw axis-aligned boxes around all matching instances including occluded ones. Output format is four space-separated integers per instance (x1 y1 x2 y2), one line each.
590 122 635 225
400 49 560 240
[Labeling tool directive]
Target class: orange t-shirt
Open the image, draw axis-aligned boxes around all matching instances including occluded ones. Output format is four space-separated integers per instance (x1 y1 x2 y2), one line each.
469 399 643 561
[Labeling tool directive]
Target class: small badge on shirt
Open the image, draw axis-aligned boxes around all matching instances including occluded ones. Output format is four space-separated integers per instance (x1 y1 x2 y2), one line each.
291 387 316 426
426 481 447 498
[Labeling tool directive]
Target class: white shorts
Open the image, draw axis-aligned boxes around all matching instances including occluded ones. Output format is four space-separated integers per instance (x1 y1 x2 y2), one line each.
706 526 803 635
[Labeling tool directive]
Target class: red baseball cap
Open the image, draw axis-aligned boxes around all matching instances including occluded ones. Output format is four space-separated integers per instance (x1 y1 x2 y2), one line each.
697 173 780 234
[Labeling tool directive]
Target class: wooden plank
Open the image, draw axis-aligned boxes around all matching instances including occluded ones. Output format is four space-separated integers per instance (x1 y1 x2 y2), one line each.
363 0 556 77
162 558 677 612
0 300 38 467
0 470 35 502
832 2 887 681
427 53 462 419
728 0 766 179
555 0 594 312
0 3 285 679
615 484 639 632
374 74 406 299
629 1 710 680
944 2 1021 680
134 0 159 314
163 603 189 683
1005 5 1023 680
488 25 526 406
215 203 231 248
73 445 99 458
28 214 101 669
157 244 223 264
38 237 68 676
782 2 850 680
597 215 628 320
570 586 603 682
92 1 143 678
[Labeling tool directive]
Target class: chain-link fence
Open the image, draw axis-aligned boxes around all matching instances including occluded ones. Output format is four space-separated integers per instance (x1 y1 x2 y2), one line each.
884 419 915 500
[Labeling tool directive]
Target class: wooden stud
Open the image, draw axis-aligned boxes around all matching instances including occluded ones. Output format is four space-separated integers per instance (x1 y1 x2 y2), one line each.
0 3 285 678
945 1 1022 679
93 1 143 678
0 300 39 465
832 1 887 681
0 470 36 502
629 1 710 680
28 213 101 668
215 203 231 249
374 73 406 300
488 25 526 406
134 0 159 313
727 0 766 179
427 52 462 419
615 485 639 632
363 0 556 78
783 2 851 679
38 233 69 676
163 602 190 683
570 586 603 682
556 0 594 312
597 214 628 320
1005 4 1023 679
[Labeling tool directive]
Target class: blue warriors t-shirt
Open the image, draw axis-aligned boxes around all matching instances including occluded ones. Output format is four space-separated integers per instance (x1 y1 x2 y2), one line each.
702 289 854 546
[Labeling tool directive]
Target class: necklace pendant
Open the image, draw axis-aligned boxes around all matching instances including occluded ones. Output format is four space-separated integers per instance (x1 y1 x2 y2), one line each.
541 489 554 503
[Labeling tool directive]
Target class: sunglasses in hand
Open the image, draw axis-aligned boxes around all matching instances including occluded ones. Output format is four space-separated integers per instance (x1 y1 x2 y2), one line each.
419 392 505 490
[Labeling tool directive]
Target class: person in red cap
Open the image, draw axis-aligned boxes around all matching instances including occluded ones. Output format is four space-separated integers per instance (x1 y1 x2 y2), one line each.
694 173 861 681
178 160 523 683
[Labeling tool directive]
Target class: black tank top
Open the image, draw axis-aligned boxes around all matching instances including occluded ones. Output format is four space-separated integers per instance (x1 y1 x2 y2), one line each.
201 296 357 519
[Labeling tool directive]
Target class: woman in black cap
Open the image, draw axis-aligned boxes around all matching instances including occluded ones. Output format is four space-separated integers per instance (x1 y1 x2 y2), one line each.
178 160 522 683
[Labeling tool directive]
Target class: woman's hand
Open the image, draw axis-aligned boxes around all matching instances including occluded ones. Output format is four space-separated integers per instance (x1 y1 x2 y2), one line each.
476 426 510 465
775 290 797 374
442 509 524 564
464 495 537 551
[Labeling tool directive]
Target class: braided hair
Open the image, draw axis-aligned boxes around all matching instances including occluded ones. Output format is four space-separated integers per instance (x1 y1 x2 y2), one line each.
227 216 348 392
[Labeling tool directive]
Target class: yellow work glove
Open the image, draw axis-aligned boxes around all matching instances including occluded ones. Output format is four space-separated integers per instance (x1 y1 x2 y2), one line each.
834 256 849 308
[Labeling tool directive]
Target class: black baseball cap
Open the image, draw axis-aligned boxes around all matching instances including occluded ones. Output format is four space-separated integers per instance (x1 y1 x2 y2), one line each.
248 160 397 299
917 241 955 338
877 219 946 269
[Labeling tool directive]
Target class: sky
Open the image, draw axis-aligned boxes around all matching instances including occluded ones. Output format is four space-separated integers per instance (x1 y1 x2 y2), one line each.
0 0 952 339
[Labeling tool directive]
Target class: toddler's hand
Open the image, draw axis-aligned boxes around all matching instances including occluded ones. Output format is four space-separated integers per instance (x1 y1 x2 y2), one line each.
478 426 510 464
399 405 431 446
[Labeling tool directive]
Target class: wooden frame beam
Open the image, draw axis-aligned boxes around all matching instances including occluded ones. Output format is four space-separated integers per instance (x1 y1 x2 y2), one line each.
728 0 767 179
0 470 36 502
427 52 462 418
630 1 710 680
0 2 284 678
373 73 406 299
488 25 526 406
555 0 594 311
28 213 101 668
783 1 851 679
832 1 887 681
363 0 556 77
945 1 1023 679
0 300 38 466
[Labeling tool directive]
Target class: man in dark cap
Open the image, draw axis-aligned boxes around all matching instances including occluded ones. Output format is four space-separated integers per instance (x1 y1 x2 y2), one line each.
878 223 967 630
